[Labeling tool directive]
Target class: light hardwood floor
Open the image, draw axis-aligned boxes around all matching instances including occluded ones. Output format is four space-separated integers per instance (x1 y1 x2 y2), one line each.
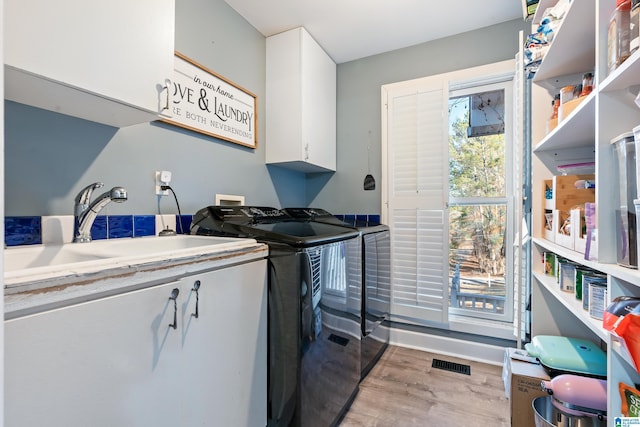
338 345 510 426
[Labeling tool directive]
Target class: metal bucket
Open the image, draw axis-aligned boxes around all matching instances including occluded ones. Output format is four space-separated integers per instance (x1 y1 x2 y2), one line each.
533 397 606 427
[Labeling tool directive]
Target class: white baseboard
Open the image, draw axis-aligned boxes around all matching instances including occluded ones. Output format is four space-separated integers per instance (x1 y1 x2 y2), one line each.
389 326 507 366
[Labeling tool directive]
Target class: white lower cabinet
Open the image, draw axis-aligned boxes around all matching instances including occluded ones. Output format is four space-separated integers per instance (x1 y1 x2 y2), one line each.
5 259 267 427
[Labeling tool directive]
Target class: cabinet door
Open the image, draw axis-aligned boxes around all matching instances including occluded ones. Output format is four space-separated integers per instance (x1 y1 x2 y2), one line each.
179 260 268 427
4 0 174 127
5 281 184 427
266 27 336 172
301 29 337 171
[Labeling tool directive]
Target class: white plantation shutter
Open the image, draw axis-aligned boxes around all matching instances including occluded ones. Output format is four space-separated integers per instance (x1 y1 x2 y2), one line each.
384 79 449 323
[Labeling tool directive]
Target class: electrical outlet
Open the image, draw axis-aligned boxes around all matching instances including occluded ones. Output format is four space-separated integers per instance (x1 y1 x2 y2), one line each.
155 170 171 196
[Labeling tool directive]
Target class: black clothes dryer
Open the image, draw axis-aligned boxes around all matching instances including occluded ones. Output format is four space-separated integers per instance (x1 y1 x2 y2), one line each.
191 206 361 427
282 208 390 380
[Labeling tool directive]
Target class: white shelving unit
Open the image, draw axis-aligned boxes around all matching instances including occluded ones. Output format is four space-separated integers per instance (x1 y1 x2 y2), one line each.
530 0 640 422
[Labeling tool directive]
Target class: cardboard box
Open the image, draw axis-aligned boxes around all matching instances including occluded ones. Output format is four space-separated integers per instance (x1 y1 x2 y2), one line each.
502 348 550 427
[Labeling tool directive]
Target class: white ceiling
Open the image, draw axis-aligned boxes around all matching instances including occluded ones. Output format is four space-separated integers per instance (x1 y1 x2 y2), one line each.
223 0 525 64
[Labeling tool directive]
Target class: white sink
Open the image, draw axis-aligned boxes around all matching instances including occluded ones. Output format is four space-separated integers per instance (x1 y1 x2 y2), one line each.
4 244 111 272
4 235 260 292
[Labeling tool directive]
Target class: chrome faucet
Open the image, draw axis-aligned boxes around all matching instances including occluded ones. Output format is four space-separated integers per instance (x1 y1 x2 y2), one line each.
73 182 128 243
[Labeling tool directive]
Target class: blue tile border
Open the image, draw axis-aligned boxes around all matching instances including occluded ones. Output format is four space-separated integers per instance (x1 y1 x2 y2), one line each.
5 216 41 246
4 212 382 247
334 213 383 227
176 214 192 234
134 215 156 237
90 216 108 240
368 214 381 224
108 215 133 239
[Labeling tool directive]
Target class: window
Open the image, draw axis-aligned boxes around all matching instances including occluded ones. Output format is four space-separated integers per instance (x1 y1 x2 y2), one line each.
381 60 516 329
448 81 514 323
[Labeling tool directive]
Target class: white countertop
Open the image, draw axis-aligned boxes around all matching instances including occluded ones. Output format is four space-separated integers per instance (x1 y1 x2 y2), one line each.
4 236 268 319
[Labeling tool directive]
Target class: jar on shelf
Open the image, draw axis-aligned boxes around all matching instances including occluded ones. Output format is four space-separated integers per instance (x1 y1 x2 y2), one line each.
580 72 594 97
560 85 575 105
546 94 560 134
609 0 632 74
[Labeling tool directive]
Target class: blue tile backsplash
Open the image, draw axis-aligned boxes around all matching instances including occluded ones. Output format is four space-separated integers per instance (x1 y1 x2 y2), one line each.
5 212 380 247
333 214 382 226
176 215 193 235
5 214 193 247
134 215 156 237
107 215 133 239
4 216 42 246
91 216 108 240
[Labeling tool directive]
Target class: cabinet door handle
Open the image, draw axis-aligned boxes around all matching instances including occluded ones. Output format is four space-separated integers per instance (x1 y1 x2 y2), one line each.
191 280 201 318
169 288 180 329
162 78 171 111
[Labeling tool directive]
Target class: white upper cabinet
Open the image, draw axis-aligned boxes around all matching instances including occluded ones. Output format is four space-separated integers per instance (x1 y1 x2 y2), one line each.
4 0 175 127
266 27 337 173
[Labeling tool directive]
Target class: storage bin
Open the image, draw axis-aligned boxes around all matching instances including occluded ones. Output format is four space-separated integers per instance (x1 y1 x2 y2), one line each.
583 202 598 261
541 175 595 250
553 209 574 250
542 180 554 242
572 208 588 254
611 131 638 268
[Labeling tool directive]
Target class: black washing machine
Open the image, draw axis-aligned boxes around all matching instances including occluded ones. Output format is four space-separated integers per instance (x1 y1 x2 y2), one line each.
282 208 390 380
190 206 361 427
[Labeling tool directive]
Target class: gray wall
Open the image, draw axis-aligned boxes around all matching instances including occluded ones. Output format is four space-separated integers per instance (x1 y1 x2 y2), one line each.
309 19 529 215
4 0 527 218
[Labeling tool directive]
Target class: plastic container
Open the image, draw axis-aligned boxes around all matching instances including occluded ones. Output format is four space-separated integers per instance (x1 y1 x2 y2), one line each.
580 72 594 97
631 0 640 54
560 85 575 105
609 0 632 74
584 202 597 261
611 131 637 268
634 124 640 197
636 199 640 276
546 95 560 134
556 162 595 175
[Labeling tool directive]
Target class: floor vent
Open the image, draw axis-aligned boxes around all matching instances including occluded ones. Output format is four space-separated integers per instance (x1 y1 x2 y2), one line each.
431 359 471 375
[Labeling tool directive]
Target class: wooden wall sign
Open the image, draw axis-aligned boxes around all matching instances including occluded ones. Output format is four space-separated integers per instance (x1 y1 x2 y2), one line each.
162 51 257 149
